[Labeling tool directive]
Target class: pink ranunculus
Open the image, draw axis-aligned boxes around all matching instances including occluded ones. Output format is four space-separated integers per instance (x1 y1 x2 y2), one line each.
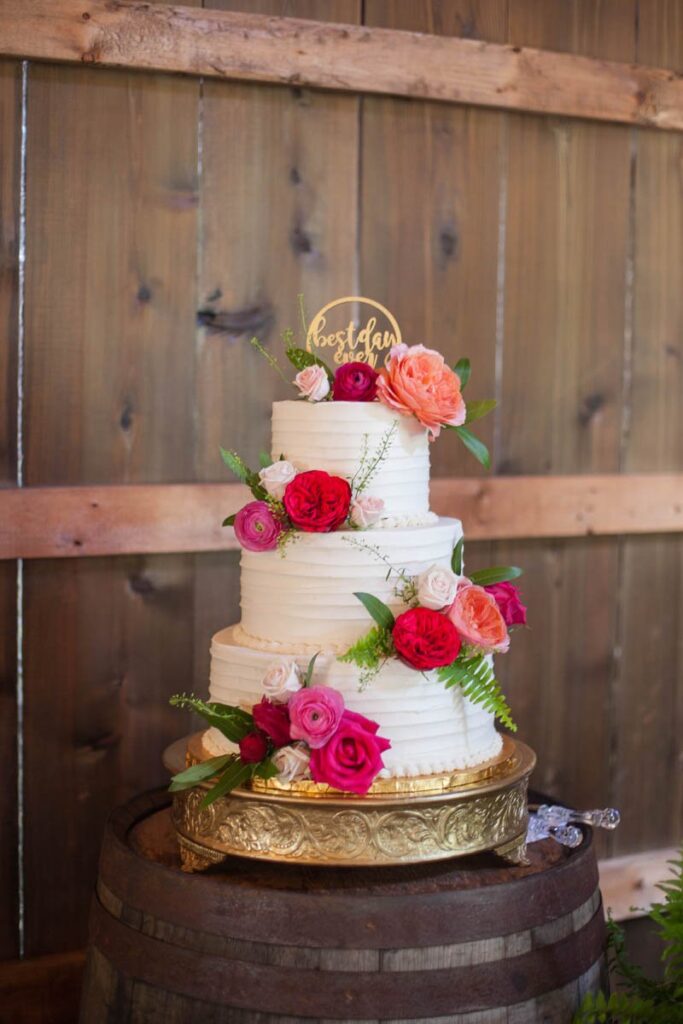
484 582 527 628
252 697 291 748
234 501 282 552
332 361 379 402
446 582 510 654
288 685 345 749
376 344 466 440
310 710 391 795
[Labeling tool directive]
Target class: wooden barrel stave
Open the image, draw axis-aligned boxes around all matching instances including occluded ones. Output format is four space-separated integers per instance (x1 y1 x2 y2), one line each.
80 789 607 1023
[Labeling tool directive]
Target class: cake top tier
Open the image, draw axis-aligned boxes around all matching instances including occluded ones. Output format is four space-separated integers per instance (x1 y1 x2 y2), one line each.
272 401 433 526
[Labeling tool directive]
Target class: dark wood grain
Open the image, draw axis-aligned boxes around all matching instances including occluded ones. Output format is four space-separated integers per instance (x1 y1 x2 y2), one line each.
0 58 20 962
21 51 200 954
360 0 507 481
0 951 84 1024
613 0 683 853
493 0 636 856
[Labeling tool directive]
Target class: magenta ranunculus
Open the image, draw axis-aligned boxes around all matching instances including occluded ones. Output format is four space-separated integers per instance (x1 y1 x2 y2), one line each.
238 730 269 764
288 685 345 749
333 361 379 402
484 582 528 628
252 697 291 748
310 710 391 795
234 500 282 552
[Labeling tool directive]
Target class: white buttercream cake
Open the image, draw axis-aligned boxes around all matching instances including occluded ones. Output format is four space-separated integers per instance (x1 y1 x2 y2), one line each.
204 400 503 777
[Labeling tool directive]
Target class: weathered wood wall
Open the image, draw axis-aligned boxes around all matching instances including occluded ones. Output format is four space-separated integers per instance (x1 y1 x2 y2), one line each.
0 0 681 985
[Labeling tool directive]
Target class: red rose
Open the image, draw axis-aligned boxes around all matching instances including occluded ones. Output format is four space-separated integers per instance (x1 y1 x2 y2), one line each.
252 697 291 748
283 470 351 532
333 361 379 402
238 730 269 764
392 607 461 670
484 582 527 627
310 710 391 795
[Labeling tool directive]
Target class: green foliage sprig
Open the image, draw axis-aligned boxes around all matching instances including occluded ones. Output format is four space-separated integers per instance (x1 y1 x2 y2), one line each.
437 654 516 732
220 448 268 502
449 357 495 469
339 625 395 690
351 423 398 498
575 849 683 1023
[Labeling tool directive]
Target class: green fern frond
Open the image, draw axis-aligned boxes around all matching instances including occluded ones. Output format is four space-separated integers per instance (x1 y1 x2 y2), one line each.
437 655 516 732
339 626 394 670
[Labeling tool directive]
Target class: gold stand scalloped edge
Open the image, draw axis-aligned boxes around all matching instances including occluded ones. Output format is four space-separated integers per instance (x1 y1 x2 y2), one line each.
171 736 537 871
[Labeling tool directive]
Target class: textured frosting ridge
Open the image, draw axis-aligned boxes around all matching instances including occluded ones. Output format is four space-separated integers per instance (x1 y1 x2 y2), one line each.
206 627 503 777
272 400 430 522
240 518 462 649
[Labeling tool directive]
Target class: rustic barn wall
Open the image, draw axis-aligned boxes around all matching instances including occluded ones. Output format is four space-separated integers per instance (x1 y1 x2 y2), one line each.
0 0 681 975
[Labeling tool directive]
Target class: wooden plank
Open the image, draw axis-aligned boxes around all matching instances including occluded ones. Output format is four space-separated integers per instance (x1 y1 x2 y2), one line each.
0 950 84 1024
21 47 199 954
360 0 507 481
1 473 683 560
492 0 636 857
0 57 20 961
599 846 680 922
613 0 683 855
2 0 683 131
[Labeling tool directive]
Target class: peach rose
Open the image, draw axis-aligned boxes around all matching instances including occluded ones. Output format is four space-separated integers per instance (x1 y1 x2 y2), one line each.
376 344 466 439
446 582 510 653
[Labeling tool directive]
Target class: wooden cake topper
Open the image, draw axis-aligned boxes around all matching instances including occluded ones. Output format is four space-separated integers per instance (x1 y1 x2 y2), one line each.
305 295 402 367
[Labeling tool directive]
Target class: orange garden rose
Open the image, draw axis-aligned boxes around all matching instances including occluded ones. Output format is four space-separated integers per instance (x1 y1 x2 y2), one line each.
446 582 510 654
376 344 466 439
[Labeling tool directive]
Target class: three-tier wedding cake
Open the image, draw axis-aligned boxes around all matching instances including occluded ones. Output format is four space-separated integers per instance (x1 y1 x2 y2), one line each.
170 307 527 816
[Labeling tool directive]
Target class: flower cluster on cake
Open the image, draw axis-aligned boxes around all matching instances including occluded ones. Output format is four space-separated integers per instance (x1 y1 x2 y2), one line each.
170 319 527 806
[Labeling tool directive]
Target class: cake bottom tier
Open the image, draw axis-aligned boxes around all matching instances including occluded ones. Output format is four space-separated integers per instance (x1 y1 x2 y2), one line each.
206 626 503 777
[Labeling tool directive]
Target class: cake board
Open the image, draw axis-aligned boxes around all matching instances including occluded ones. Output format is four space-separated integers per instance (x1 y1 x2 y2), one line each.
165 733 536 871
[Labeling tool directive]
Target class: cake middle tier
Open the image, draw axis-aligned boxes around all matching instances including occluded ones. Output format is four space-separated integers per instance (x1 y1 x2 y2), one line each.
239 517 462 650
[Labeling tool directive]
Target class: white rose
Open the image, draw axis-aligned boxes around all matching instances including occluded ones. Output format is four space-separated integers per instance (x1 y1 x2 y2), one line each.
262 658 302 703
272 742 310 783
350 495 385 528
416 564 460 610
294 365 330 402
258 460 296 500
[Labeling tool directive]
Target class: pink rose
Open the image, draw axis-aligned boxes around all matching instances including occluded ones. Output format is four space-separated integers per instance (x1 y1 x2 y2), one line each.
310 710 391 795
234 501 282 552
377 344 466 439
446 582 510 653
350 495 385 528
252 697 291 748
295 365 330 402
288 685 344 749
484 582 527 627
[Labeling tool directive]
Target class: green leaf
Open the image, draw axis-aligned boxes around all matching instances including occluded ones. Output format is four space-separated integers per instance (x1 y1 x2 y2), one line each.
451 425 491 469
220 447 250 483
304 652 320 688
339 625 394 669
259 451 272 468
465 398 497 424
454 358 471 390
168 754 233 792
353 592 395 630
169 694 254 743
469 566 523 587
200 758 253 808
451 537 464 575
253 759 279 781
222 513 237 527
437 655 516 732
285 345 334 382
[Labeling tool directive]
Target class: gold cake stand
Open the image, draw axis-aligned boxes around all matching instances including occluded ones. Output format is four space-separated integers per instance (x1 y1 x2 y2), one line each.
167 733 537 872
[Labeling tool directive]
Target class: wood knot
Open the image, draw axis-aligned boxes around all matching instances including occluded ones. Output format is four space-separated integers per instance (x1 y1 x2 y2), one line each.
197 305 275 338
137 284 152 304
129 573 156 598
578 391 606 426
290 224 313 255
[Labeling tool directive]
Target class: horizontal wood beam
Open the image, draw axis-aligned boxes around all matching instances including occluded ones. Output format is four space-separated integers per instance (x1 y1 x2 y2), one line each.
0 949 85 1024
599 846 679 922
1 1 683 131
1 473 682 560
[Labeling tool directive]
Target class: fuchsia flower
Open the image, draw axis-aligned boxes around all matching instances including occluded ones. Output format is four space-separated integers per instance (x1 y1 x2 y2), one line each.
288 685 345 748
310 710 391 795
332 361 379 402
234 500 282 552
484 582 527 627
239 731 269 764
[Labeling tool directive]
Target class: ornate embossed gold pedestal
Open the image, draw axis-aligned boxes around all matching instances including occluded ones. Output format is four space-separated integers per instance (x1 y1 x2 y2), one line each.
170 734 536 872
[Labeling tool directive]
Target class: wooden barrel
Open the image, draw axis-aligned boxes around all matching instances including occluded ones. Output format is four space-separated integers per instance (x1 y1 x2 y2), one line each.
81 788 607 1023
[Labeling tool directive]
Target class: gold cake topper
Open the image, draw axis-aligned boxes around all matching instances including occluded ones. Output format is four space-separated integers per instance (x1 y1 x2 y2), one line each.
305 296 402 368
